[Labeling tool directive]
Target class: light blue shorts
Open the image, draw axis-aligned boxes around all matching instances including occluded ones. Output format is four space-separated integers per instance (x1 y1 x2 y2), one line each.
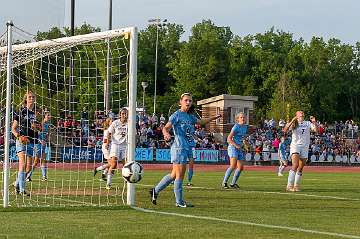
171 147 192 165
16 140 34 157
34 143 47 159
227 145 245 160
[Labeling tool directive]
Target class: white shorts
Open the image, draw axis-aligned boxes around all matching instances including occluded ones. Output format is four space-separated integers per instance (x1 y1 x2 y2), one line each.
109 143 127 161
290 144 309 159
102 144 110 160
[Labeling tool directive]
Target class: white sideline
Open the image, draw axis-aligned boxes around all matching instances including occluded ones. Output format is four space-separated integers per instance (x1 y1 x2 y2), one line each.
132 206 360 239
137 183 360 201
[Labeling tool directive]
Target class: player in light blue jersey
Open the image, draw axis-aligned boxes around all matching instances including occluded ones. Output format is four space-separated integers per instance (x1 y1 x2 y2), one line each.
277 136 288 176
222 112 252 189
150 93 220 207
28 111 51 181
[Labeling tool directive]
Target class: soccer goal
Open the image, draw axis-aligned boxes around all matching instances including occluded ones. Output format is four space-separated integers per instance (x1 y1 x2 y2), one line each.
0 22 138 208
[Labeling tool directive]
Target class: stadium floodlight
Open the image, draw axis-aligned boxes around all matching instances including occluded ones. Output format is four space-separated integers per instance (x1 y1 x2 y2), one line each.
141 81 148 113
147 18 167 116
0 23 138 207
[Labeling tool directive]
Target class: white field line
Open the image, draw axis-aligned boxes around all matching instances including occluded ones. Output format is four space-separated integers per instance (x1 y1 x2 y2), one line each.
132 206 360 239
137 183 360 201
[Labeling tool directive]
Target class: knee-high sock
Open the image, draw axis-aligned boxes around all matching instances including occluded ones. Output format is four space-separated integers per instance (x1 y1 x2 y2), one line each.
107 172 113 186
173 179 183 204
187 168 194 183
18 171 26 192
154 174 173 194
223 167 234 184
278 165 285 174
41 165 47 178
287 169 296 186
231 169 241 185
294 171 302 186
27 167 34 179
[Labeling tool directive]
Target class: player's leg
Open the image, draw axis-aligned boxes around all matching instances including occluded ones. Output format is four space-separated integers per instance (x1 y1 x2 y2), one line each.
278 159 287 176
25 150 34 182
222 145 238 188
187 158 194 186
150 147 179 205
40 147 48 181
230 155 244 188
294 149 307 192
287 152 299 191
229 161 242 188
173 162 190 207
95 145 111 177
106 144 119 189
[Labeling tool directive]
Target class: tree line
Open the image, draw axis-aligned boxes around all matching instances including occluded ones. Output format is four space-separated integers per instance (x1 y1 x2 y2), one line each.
8 20 360 122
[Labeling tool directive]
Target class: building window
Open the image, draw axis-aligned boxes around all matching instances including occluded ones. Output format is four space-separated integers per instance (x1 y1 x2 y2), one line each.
216 107 220 125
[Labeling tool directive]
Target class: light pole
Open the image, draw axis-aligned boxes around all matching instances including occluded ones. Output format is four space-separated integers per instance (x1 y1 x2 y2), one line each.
141 81 148 113
148 18 167 116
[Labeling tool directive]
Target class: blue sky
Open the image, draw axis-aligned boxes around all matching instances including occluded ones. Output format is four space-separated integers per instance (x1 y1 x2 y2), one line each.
1 0 360 44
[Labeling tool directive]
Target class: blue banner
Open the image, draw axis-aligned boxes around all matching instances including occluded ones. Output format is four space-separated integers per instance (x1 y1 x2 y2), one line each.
61 146 103 162
195 149 219 162
156 149 171 161
135 148 153 161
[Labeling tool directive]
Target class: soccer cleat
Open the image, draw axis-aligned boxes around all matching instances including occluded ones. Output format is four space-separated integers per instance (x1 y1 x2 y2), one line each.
176 201 194 208
186 182 193 186
149 188 158 205
18 191 30 197
93 168 98 177
230 184 240 189
26 177 32 182
286 185 294 192
41 176 48 182
105 184 111 190
222 183 229 189
278 173 284 177
293 185 301 192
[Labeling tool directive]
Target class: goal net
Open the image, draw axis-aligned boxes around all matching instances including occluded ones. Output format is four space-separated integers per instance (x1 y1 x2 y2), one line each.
0 23 138 207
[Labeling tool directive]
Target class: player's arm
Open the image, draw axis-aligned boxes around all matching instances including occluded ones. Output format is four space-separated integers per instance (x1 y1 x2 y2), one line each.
104 123 114 149
197 114 221 127
309 116 318 133
227 130 241 150
12 120 20 138
162 122 173 141
283 116 297 134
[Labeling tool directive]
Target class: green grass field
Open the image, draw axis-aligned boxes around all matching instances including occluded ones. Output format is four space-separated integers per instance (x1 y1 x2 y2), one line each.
1 168 360 239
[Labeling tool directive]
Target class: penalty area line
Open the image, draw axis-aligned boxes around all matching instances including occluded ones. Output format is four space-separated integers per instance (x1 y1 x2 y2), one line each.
132 206 360 239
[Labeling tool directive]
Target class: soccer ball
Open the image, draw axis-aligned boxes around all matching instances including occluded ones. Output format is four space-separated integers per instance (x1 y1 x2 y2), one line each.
121 161 144 183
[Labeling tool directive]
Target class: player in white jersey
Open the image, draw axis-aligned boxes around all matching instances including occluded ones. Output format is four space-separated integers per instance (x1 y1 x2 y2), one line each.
93 118 113 181
103 108 128 189
283 111 317 192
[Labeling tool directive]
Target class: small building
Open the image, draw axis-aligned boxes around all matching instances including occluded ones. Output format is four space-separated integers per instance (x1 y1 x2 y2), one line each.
197 94 258 143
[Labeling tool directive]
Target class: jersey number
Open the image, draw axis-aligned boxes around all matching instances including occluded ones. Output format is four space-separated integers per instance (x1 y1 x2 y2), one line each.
301 129 305 134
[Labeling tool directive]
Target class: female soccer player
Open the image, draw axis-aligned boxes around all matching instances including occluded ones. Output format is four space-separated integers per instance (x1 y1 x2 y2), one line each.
150 93 220 207
283 111 318 192
94 117 113 181
222 112 252 189
28 111 51 181
12 91 40 195
277 136 288 176
103 109 128 189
